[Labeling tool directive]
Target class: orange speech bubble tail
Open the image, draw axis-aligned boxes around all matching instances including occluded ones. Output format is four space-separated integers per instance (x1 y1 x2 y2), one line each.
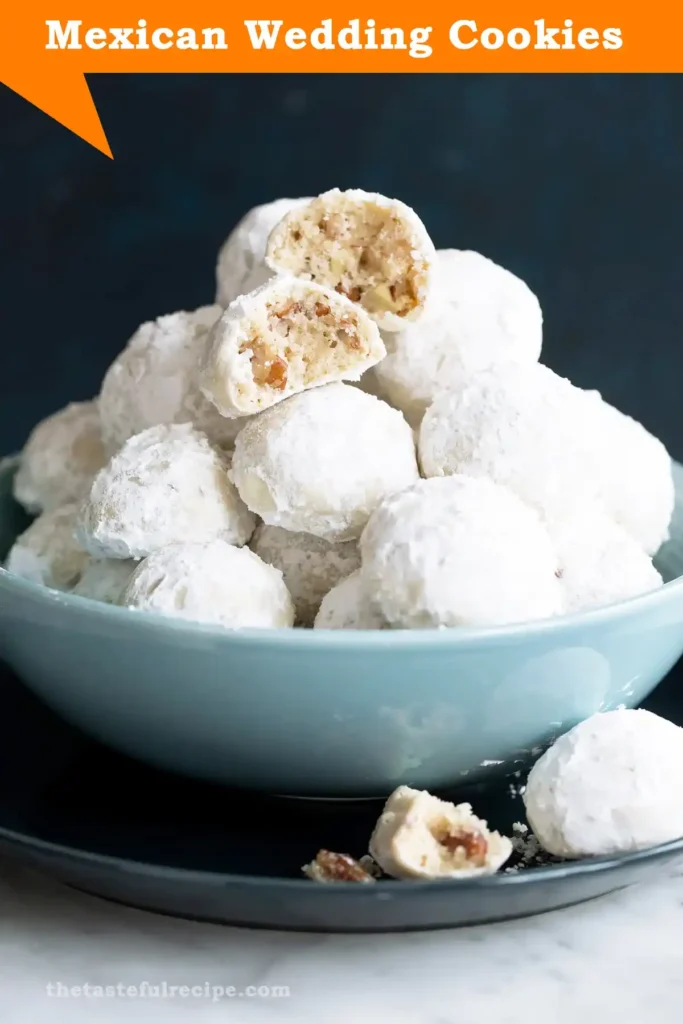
1 68 112 158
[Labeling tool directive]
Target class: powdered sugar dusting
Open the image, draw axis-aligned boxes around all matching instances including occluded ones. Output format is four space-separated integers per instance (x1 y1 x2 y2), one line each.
77 423 255 559
98 305 246 453
231 383 419 541
13 400 107 514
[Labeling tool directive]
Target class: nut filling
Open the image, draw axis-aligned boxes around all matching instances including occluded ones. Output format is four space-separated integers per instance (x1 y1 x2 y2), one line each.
302 849 377 884
238 295 367 395
433 822 489 868
201 274 386 418
267 196 429 321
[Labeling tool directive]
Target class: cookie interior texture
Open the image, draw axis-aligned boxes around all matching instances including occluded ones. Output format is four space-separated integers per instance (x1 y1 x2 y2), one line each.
237 291 372 403
267 195 427 321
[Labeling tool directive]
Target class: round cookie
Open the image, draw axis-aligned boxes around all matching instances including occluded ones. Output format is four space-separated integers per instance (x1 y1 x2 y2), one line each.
71 556 137 604
313 570 386 630
13 400 107 514
122 539 294 630
418 362 602 525
5 502 88 590
373 249 543 426
584 390 674 555
200 278 385 418
550 502 662 614
523 709 683 858
77 423 255 560
251 524 360 626
265 188 436 331
360 475 564 629
230 383 419 542
215 197 310 307
98 305 245 453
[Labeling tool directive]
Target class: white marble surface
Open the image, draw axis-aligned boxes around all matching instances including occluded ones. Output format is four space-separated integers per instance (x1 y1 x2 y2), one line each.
1 857 683 1023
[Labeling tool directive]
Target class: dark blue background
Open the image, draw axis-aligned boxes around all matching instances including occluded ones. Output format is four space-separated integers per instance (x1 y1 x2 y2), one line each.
2 74 682 455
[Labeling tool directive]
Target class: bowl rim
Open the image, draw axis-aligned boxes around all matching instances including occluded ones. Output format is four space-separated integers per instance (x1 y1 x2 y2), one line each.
2 549 683 651
2 452 683 650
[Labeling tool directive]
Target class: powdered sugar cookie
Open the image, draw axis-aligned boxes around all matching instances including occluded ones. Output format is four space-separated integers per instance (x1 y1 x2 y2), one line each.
215 197 311 307
122 539 294 629
230 383 419 541
419 362 602 525
313 570 386 630
584 390 674 555
550 502 662 614
266 189 436 331
5 502 88 590
251 524 360 626
77 423 255 560
369 786 512 879
98 305 245 453
360 475 563 629
200 278 385 418
523 709 683 858
13 400 107 514
373 250 543 425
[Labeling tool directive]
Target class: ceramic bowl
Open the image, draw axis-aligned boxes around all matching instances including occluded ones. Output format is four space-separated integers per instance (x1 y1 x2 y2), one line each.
1 455 683 797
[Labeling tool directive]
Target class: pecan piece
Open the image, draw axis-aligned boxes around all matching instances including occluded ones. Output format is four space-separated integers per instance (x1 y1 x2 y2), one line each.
263 357 288 391
439 829 488 865
302 849 376 884
274 301 303 319
334 283 363 303
318 215 342 238
246 340 289 391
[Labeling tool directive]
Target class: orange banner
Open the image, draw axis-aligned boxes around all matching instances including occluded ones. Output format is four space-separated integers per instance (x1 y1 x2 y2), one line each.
2 3 680 157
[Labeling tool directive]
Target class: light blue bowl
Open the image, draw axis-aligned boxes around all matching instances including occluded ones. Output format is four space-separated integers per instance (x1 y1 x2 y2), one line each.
2 455 683 797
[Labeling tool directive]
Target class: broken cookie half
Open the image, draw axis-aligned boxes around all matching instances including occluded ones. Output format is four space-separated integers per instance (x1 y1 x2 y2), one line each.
369 786 512 880
265 188 436 331
200 277 385 418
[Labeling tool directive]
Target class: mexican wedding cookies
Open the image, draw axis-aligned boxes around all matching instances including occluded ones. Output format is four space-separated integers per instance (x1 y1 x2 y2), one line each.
373 249 543 425
230 384 419 541
200 278 385 417
6 502 88 590
77 423 254 559
123 540 294 629
360 475 563 629
13 400 106 514
98 305 245 452
265 189 436 331
524 710 683 858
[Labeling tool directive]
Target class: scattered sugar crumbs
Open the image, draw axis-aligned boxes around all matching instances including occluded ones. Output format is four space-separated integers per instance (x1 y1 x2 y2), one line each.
505 822 564 872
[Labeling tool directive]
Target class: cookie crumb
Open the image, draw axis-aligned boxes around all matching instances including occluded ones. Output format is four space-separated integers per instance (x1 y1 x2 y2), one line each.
302 849 377 884
506 821 563 871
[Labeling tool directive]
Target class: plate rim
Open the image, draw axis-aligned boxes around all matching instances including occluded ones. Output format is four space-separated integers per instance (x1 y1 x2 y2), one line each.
1 822 682 896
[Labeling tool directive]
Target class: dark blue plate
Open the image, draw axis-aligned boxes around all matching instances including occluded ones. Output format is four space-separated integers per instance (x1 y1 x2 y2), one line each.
0 659 682 931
